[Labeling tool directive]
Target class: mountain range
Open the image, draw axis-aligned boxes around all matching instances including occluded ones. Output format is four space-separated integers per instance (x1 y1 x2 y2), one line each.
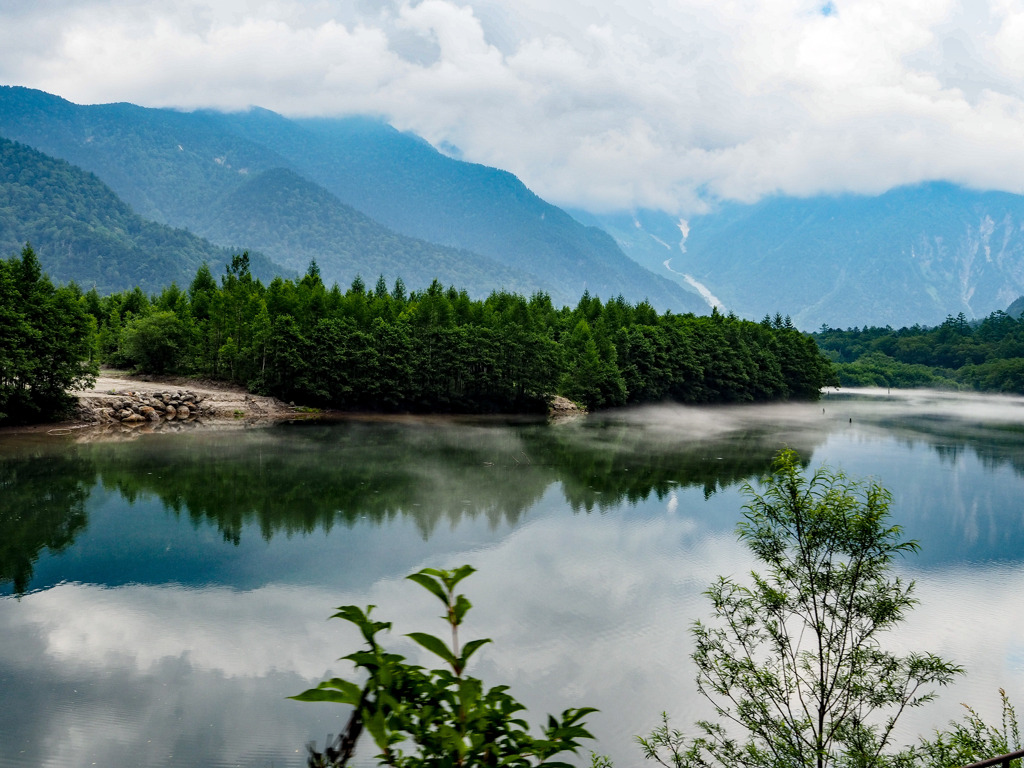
0 135 281 293
4 84 1024 328
0 86 702 312
578 186 1024 329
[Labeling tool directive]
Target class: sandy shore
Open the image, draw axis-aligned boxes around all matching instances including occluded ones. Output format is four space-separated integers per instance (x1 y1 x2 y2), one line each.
81 371 294 416
1 372 581 438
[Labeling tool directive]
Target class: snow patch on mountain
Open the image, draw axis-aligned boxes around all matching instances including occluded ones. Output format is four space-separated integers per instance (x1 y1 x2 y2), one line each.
664 258 724 311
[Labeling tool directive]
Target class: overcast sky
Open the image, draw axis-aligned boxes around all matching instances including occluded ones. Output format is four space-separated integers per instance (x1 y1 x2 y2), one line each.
1 0 1023 213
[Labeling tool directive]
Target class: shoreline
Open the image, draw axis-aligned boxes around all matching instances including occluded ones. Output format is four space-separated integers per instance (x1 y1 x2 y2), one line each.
0 372 585 438
0 371 309 438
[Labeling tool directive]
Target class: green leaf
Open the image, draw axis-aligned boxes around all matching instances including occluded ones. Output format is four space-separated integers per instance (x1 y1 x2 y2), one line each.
364 707 390 752
447 564 477 589
289 677 362 705
452 593 473 625
406 571 449 605
407 631 457 666
459 637 492 667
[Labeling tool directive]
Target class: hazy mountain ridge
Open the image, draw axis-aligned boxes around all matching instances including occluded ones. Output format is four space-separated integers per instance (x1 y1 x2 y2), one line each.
580 186 1024 329
0 87 283 227
208 110 705 310
0 135 282 292
197 166 543 295
0 86 704 310
1008 295 1024 319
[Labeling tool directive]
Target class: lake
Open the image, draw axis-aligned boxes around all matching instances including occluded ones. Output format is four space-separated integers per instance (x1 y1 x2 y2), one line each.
2 389 1024 768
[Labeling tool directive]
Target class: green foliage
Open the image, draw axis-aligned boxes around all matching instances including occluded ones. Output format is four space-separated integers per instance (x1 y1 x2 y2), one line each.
639 450 962 768
292 565 597 767
121 310 186 373
0 136 283 293
814 311 1024 394
0 449 92 593
0 243 98 423
90 261 836 413
913 690 1021 768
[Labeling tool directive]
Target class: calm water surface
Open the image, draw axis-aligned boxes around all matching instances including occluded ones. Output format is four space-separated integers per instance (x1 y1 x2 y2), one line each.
2 389 1024 768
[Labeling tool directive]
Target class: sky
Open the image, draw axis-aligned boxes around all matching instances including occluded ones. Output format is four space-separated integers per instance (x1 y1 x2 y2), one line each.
1 0 1024 214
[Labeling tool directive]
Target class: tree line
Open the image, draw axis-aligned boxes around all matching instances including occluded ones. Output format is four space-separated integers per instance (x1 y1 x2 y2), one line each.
0 244 97 423
87 254 835 413
815 309 1024 392
0 246 838 423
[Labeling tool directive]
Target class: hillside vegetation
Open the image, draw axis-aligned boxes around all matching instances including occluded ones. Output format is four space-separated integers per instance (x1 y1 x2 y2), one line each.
0 86 703 312
194 166 541 297
815 308 1024 392
0 136 282 292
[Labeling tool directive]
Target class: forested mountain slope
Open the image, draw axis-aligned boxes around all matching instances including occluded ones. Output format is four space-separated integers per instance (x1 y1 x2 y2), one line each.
0 136 281 292
1007 295 1024 319
0 86 703 311
194 167 542 296
207 110 704 311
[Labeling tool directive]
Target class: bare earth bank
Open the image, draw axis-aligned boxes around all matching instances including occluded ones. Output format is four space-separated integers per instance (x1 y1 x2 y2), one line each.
2 373 585 438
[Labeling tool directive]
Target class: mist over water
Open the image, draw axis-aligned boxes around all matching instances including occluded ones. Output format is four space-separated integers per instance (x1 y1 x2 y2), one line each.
2 391 1024 768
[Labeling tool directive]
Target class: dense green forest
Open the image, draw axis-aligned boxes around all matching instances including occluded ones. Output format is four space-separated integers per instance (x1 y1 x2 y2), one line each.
77 256 835 415
814 309 1024 392
0 244 97 423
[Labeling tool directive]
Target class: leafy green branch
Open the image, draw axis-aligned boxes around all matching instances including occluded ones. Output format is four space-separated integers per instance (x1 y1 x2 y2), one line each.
292 565 597 768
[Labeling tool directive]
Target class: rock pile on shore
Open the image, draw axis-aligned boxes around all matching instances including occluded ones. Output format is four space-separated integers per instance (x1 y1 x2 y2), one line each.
76 389 217 425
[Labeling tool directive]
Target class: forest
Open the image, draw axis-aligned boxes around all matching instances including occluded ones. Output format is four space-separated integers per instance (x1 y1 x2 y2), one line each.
815 309 1024 392
1 248 838 423
0 244 97 423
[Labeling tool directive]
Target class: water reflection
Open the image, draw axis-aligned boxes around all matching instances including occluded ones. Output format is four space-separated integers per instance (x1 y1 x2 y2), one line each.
6 393 1024 596
3 503 1023 768
4 393 1024 768
1 414 806 596
0 450 92 593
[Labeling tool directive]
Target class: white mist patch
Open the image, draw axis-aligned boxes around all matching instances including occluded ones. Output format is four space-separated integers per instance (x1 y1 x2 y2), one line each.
829 387 1024 427
663 258 725 311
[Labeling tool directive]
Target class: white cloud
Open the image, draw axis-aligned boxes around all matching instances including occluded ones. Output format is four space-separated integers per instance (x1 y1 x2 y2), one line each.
1 0 1024 212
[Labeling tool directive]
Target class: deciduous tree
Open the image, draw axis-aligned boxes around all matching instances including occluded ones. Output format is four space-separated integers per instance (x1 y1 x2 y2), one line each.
640 450 961 768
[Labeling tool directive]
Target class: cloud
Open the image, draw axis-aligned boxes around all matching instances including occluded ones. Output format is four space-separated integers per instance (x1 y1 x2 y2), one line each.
2 0 1024 212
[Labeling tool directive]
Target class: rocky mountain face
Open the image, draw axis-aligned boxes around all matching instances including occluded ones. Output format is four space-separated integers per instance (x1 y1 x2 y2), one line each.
577 184 1024 329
